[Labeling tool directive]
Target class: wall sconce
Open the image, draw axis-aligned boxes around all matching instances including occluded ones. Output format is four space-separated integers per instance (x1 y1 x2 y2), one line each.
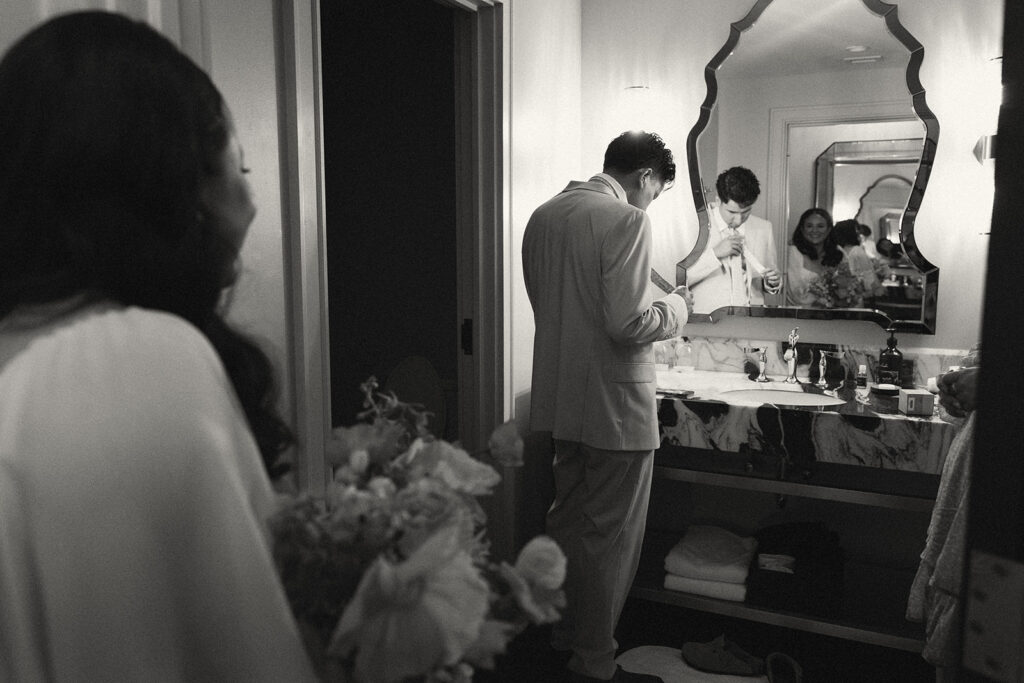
973 55 1001 164
973 134 996 164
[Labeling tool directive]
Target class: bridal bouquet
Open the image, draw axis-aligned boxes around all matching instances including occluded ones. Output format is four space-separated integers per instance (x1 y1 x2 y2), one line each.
270 378 566 682
808 260 868 308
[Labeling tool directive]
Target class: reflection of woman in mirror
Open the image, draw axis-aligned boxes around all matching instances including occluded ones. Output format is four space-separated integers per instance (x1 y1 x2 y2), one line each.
834 219 884 300
785 208 843 306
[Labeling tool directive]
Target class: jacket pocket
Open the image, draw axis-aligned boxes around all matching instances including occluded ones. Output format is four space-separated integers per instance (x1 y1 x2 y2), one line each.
604 362 655 383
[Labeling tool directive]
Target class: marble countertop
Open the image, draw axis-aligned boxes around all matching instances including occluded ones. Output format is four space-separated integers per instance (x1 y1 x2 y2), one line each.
658 368 825 400
656 368 957 474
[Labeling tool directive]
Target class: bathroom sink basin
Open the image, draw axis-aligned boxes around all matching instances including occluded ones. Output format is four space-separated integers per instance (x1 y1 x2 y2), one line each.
720 388 846 408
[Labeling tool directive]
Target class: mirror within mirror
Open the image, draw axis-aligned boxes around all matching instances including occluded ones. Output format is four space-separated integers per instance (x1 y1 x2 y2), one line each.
676 0 939 333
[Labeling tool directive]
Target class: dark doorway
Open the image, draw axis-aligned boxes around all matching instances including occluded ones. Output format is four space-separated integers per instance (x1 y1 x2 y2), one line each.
320 0 458 439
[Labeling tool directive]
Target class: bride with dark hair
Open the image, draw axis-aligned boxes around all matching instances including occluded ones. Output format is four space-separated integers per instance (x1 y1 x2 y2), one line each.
785 207 844 306
0 11 315 680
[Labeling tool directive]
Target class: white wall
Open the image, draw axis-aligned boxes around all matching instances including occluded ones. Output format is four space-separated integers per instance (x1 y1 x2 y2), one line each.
203 1 295 411
509 0 583 422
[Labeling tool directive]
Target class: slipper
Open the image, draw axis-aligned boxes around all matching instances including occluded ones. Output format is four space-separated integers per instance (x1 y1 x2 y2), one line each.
681 635 765 676
765 652 803 683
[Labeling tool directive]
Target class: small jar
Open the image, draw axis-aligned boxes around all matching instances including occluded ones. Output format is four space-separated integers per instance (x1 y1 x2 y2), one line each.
675 337 694 371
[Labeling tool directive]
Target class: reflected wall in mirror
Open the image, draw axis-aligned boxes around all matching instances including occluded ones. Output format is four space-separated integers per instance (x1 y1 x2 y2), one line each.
814 138 921 241
857 175 912 242
679 0 939 333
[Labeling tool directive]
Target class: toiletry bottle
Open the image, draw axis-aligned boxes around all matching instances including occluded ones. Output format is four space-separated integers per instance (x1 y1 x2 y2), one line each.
856 364 868 388
878 328 903 386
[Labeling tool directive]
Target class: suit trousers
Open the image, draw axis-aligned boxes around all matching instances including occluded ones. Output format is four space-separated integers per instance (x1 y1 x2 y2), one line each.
547 439 655 680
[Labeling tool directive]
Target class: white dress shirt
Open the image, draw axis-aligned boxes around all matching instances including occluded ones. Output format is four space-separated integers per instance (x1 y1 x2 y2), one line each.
687 206 778 312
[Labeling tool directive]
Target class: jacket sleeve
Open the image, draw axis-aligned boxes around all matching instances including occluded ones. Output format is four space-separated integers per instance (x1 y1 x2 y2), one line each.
601 211 689 345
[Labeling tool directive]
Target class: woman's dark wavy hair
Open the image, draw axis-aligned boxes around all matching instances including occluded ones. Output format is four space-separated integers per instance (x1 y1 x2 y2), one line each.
832 219 862 248
0 11 293 478
791 208 843 268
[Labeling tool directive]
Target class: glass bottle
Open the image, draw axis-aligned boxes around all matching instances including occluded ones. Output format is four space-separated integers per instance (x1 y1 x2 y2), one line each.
675 337 694 371
878 328 903 386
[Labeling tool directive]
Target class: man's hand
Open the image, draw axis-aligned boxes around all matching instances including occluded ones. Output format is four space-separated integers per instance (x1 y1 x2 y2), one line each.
762 267 781 292
713 233 744 260
673 285 694 315
937 366 979 417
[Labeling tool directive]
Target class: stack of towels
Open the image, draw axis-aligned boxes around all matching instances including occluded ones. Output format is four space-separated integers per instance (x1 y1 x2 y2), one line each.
663 525 758 602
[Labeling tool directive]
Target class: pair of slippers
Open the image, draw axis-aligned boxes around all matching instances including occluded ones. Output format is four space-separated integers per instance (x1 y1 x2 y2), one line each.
681 635 802 681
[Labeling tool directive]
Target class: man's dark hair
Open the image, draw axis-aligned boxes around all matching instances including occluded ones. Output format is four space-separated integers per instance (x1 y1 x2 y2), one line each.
603 130 675 185
856 222 872 238
716 166 760 206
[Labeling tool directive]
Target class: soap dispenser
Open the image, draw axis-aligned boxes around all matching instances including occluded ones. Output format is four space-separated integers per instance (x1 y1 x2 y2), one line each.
878 327 903 386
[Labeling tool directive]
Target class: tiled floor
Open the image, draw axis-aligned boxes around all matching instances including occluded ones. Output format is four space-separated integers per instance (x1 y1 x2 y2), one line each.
476 598 936 682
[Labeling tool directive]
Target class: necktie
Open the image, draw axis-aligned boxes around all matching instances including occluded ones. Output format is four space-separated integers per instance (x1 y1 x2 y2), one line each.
728 229 750 305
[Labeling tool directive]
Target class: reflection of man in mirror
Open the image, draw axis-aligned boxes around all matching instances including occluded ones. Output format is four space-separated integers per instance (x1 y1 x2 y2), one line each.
687 166 781 311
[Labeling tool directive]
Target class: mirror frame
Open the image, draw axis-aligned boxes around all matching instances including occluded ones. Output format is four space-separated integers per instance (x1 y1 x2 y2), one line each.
673 0 941 333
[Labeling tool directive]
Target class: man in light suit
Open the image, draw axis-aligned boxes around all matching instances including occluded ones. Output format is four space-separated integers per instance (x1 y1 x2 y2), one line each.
522 131 692 683
687 166 781 312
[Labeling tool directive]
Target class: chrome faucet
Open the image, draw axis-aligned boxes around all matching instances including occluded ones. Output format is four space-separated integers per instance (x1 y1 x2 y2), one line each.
817 351 829 388
784 327 799 383
757 347 770 382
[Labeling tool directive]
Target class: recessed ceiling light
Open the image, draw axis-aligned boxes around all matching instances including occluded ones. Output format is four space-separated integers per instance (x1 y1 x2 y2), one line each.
845 45 868 53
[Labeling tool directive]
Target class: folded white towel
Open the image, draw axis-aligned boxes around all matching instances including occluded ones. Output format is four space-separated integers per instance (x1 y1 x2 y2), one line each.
663 573 747 602
664 525 758 584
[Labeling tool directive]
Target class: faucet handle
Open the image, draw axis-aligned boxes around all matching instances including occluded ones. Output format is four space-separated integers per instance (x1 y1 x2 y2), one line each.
784 330 800 383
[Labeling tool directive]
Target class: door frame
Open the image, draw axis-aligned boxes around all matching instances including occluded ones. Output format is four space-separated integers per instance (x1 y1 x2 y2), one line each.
277 0 506 495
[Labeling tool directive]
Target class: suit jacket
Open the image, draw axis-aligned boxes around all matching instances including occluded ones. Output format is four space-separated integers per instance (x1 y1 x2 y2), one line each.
522 174 689 451
687 208 777 313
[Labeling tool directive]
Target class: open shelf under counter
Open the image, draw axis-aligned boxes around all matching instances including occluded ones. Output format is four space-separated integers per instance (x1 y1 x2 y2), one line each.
631 530 926 653
654 445 939 511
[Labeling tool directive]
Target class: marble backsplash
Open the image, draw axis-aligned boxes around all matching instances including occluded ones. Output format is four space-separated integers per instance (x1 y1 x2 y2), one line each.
655 336 972 388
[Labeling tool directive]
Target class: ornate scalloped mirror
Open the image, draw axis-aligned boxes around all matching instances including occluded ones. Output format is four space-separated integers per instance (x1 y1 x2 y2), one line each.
677 0 939 333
